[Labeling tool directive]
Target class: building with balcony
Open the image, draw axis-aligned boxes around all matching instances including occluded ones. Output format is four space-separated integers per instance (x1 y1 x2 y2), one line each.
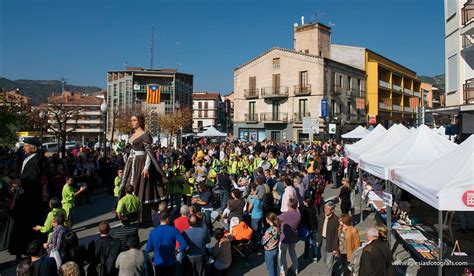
222 92 235 135
445 0 474 106
233 22 366 142
331 45 423 127
192 92 226 132
47 91 104 144
106 68 193 134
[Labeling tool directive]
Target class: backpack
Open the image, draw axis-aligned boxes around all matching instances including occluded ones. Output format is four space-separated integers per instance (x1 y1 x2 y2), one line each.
349 244 365 276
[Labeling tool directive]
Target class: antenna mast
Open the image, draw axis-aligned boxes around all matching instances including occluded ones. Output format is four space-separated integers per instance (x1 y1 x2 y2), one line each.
150 26 154 69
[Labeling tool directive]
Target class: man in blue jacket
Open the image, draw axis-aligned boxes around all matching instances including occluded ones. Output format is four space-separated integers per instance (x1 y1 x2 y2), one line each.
146 211 188 276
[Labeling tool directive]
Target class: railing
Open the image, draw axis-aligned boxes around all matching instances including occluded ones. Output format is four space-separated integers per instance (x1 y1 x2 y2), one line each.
292 112 311 122
332 85 343 95
462 2 474 26
403 88 413 95
379 80 391 89
393 105 402 112
260 112 288 122
346 89 359 98
244 113 259 122
462 34 474 48
393 84 402 92
404 106 412 112
294 85 311 96
414 92 421 97
379 102 390 110
244 88 259 99
261 86 289 98
464 78 474 104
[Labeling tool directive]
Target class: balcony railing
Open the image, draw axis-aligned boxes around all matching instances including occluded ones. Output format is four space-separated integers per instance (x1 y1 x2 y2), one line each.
294 85 311 96
393 105 402 112
244 88 259 99
261 86 289 98
414 91 421 97
346 89 360 98
260 112 288 122
292 112 311 122
403 88 413 96
462 34 474 49
379 102 390 110
404 106 412 112
462 1 474 26
379 80 391 89
244 113 259 122
332 85 343 95
393 84 402 92
464 78 474 104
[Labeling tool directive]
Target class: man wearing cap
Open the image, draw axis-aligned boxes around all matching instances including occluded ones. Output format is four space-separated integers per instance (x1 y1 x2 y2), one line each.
9 137 45 260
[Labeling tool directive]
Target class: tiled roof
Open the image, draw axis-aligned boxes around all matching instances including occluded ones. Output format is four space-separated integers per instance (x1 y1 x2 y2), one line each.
234 47 322 71
193 92 221 100
49 92 102 105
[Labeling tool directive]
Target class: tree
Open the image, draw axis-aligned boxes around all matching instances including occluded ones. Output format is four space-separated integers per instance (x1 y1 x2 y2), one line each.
46 98 81 157
0 90 32 146
157 107 193 141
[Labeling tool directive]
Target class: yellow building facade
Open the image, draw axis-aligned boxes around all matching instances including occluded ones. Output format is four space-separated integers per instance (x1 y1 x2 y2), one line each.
365 50 422 125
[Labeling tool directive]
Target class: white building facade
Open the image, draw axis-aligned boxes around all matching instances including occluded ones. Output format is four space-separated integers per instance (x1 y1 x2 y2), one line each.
192 92 225 132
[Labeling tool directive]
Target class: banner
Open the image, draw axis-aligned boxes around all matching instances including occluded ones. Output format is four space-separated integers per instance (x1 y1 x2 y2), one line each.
409 97 419 111
146 84 161 104
321 99 328 118
356 97 365 110
382 98 392 110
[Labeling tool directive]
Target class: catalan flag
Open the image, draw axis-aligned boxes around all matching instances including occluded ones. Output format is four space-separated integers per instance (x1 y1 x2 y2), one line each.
356 97 365 110
146 84 161 104
409 97 419 111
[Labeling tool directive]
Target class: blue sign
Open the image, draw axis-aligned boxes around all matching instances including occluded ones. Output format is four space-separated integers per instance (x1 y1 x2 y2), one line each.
321 99 328 118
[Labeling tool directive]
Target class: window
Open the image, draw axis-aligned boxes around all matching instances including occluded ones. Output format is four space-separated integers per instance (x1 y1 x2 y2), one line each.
447 0 457 20
358 79 362 92
204 102 208 109
272 100 280 120
299 99 308 118
272 74 281 92
339 75 344 88
305 49 309 54
249 76 256 91
331 100 336 115
447 54 458 93
198 121 203 128
348 76 353 90
273 58 280 69
204 110 208 118
249 101 256 120
198 110 202 118
198 102 202 109
348 101 355 114
299 71 308 87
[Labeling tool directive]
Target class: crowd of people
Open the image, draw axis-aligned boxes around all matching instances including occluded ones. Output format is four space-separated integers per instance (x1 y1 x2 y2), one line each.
0 114 394 276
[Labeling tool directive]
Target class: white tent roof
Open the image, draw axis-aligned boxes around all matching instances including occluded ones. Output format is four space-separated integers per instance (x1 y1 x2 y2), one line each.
358 124 411 179
391 135 473 211
341 125 370 139
197 126 227 137
360 125 457 180
346 124 387 163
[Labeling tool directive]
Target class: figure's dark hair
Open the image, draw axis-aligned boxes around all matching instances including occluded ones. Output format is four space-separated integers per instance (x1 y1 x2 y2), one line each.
131 113 146 130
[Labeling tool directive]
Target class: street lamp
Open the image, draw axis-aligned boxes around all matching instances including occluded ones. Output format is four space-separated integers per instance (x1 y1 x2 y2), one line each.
175 101 181 147
39 110 45 142
100 101 108 156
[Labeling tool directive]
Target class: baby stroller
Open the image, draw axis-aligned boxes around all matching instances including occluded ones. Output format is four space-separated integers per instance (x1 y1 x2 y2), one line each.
228 217 253 266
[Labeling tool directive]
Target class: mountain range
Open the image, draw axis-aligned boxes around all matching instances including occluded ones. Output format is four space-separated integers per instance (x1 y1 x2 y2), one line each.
0 77 103 104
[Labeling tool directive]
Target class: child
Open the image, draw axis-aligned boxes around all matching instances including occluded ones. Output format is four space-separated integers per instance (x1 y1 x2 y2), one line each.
45 213 69 268
116 185 142 223
33 197 67 240
61 177 86 228
262 212 280 276
247 184 263 245
183 170 195 206
113 168 123 213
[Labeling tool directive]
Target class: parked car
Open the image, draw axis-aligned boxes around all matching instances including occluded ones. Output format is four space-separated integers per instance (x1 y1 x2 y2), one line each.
42 142 58 152
66 141 80 150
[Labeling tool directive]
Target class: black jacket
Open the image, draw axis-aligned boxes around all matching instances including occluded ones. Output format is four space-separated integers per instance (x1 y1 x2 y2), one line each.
359 239 393 276
317 213 339 252
87 236 122 276
301 206 318 231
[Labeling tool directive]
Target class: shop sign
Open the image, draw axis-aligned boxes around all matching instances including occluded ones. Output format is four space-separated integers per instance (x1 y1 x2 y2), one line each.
462 190 474 207
328 123 336 134
321 99 328 118
369 116 376 125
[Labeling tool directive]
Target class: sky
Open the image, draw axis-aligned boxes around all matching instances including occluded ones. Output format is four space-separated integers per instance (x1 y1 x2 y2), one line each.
0 0 445 94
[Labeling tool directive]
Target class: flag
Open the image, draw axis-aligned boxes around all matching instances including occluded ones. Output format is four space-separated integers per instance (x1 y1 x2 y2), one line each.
440 94 445 106
146 84 161 104
382 98 392 110
409 97 419 110
356 97 365 110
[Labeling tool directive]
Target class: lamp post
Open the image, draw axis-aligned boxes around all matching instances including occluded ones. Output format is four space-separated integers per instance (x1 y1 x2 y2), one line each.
39 110 45 142
100 101 108 157
175 101 180 147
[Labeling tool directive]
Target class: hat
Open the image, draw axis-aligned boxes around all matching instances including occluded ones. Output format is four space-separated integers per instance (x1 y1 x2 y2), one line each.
23 137 42 147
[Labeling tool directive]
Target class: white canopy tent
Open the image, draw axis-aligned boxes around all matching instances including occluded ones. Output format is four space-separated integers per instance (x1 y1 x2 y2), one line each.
341 125 370 139
346 124 387 163
391 134 473 211
197 126 227 137
359 125 455 180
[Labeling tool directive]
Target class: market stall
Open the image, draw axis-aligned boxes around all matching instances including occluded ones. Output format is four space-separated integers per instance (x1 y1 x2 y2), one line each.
346 124 387 163
341 125 370 139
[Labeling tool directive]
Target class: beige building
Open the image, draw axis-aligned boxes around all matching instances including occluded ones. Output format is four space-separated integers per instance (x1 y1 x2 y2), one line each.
233 23 366 142
192 92 225 132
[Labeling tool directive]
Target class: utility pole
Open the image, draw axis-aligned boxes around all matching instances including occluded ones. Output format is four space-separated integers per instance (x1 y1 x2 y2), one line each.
150 25 154 69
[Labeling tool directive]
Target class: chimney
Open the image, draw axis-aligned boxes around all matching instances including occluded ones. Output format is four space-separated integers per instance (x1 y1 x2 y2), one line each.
293 22 331 57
